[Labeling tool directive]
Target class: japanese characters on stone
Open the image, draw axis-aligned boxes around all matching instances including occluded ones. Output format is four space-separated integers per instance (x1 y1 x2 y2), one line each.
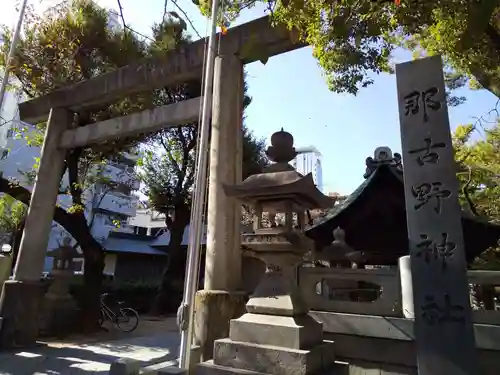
402 84 467 325
408 137 446 166
403 87 442 123
415 233 456 271
411 182 451 214
421 294 465 326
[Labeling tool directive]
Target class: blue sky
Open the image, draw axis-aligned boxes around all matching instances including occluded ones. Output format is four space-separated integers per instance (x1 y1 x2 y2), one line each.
3 0 499 194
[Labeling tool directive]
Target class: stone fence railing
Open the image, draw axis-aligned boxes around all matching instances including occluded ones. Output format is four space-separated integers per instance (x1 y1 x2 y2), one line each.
298 263 500 325
300 267 401 317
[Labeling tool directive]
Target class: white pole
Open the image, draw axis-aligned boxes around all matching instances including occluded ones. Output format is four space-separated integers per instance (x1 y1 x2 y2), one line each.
0 0 29 118
178 0 220 369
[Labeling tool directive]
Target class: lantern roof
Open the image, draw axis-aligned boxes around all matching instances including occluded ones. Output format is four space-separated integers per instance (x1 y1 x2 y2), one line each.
223 129 333 210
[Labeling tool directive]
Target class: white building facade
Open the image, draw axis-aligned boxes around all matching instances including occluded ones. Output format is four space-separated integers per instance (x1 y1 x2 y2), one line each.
0 8 140 272
292 146 323 192
0 80 140 272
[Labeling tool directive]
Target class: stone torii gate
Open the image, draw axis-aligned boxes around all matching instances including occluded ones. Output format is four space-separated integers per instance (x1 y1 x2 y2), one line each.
0 16 304 349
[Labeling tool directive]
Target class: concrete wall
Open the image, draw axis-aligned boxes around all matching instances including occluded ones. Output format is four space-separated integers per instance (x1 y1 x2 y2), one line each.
312 311 500 375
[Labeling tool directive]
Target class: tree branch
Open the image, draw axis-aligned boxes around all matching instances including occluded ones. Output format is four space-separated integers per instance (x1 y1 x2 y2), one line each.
463 165 480 217
114 1 156 43
485 23 500 53
0 177 75 236
68 148 84 206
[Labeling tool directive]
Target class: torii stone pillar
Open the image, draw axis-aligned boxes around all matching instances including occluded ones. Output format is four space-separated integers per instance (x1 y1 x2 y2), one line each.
194 55 247 361
0 107 72 348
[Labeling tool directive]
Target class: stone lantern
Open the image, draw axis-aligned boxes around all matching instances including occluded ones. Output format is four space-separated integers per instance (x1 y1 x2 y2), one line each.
39 237 79 336
47 237 80 279
198 129 336 375
317 227 366 269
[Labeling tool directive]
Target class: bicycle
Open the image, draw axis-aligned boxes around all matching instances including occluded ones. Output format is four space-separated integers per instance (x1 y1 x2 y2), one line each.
98 293 140 332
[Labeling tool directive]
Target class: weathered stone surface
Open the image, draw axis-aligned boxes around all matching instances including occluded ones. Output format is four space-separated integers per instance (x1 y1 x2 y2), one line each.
194 290 247 361
14 108 72 281
396 55 478 374
246 268 308 317
59 98 201 149
18 16 305 124
229 313 323 350
196 360 342 375
205 55 244 291
197 360 268 375
38 292 78 337
213 338 335 375
0 280 43 349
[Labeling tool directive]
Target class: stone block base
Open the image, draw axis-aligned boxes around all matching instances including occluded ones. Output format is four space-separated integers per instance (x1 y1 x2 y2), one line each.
197 361 348 375
197 360 268 375
194 290 247 361
38 295 78 337
229 313 323 349
0 280 43 349
212 338 335 375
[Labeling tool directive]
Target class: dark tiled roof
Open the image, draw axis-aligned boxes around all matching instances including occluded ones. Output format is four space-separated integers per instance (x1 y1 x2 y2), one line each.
103 232 167 256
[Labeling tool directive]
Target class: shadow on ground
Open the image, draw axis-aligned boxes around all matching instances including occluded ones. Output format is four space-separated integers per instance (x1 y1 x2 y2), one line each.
0 320 180 375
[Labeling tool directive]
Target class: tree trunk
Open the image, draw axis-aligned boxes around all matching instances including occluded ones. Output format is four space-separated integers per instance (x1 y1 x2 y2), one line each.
0 175 105 330
153 226 186 314
153 205 191 315
73 211 105 332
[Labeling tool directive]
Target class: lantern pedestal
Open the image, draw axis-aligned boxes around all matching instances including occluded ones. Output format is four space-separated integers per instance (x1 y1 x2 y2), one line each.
38 269 78 337
197 231 335 375
196 129 336 375
38 240 80 337
0 280 43 349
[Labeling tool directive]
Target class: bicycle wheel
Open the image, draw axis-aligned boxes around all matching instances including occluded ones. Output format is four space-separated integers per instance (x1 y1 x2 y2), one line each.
116 307 139 332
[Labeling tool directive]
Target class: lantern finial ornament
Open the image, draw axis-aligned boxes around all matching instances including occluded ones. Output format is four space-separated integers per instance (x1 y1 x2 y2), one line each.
265 128 297 165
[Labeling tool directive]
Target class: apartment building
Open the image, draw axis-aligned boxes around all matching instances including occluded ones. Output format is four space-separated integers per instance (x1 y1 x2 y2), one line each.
0 76 140 272
291 146 324 192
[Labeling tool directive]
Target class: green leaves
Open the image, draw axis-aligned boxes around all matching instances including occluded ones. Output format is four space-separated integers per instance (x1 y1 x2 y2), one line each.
461 0 500 49
0 195 27 233
201 0 500 100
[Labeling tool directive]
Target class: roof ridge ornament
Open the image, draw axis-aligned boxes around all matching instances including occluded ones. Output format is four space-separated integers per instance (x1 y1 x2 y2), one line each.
364 146 402 178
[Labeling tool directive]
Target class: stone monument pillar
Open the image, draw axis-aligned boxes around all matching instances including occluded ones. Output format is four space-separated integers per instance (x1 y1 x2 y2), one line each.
195 54 247 361
0 107 73 349
396 55 478 374
197 129 336 375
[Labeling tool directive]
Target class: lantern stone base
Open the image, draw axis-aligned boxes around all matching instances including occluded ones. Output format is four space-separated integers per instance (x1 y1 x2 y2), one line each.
0 280 43 349
229 313 323 349
245 272 309 317
38 293 78 337
196 311 335 375
194 290 248 361
197 338 335 375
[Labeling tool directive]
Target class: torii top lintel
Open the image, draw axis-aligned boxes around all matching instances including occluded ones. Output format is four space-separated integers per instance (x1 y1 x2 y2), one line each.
18 16 305 124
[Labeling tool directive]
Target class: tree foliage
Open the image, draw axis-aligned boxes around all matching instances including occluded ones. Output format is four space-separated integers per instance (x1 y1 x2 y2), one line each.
0 0 199 325
200 0 500 100
0 195 27 244
454 119 500 269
